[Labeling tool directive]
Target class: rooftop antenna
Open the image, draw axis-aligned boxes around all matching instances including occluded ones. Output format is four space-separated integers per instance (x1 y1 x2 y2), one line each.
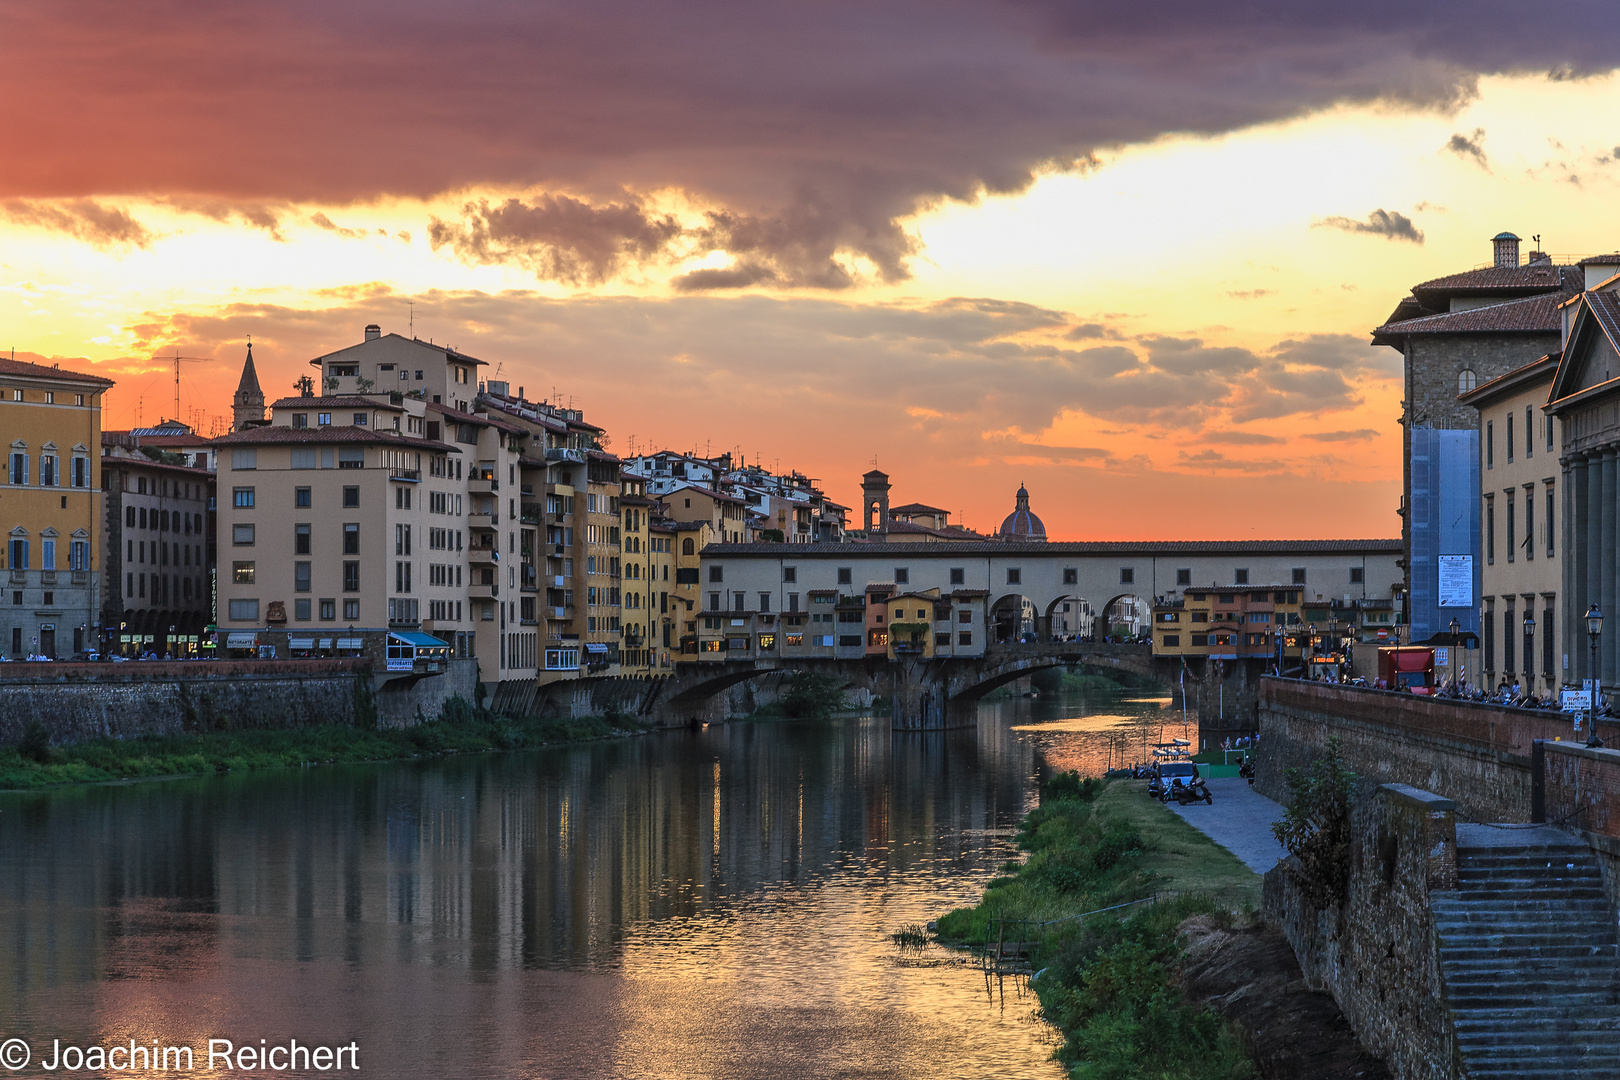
409 301 416 338
153 347 216 423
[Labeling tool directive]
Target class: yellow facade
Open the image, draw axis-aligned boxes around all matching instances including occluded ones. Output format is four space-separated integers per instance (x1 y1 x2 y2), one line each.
0 358 112 657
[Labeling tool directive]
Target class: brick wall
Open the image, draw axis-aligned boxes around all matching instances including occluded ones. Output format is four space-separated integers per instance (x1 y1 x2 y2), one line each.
0 660 373 745
1255 678 1607 824
1264 784 1461 1080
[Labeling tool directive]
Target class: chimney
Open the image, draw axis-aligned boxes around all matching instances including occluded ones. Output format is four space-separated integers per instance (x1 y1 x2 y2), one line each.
518 386 524 400
364 324 381 341
1492 232 1521 268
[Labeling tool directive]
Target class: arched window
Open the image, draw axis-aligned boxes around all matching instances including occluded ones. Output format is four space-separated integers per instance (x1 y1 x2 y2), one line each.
1459 369 1478 394
682 538 694 556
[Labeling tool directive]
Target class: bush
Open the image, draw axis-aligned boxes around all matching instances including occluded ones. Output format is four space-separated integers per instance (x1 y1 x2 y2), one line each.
1042 770 1106 804
18 720 53 764
1271 736 1358 909
779 672 848 721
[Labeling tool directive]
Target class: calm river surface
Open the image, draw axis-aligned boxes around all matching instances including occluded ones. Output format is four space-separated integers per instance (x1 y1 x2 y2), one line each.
0 688 1185 1079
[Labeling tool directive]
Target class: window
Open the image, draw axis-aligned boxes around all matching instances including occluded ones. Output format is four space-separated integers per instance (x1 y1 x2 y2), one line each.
1007 568 1021 585
6 536 25 570
295 486 311 508
1545 604 1556 674
759 592 771 612
228 598 259 621
38 454 55 487
318 412 332 426
69 540 88 571
1485 495 1495 564
232 561 255 584
295 562 311 592
338 448 364 469
354 413 367 426
1292 567 1306 585
343 523 359 554
942 567 962 585
708 592 720 611
1524 487 1534 561
1120 567 1134 585
1506 492 1515 563
8 452 25 485
343 486 359 507
1191 634 1208 647
709 565 724 582
291 448 318 469
1548 413 1555 453
1349 567 1364 584
895 567 909 584
959 609 973 624
782 566 796 583
343 562 360 592
40 537 54 569
1548 487 1556 557
1486 421 1494 469
1162 635 1181 647
682 538 695 556
1233 568 1249 585
233 487 255 508
294 523 311 554
231 448 257 470
837 567 852 585
1459 369 1477 394
1174 568 1191 586
71 457 88 488
75 394 84 406
1506 414 1514 463
1525 406 1533 459
232 524 255 545
293 413 308 429
958 630 973 645
343 599 359 620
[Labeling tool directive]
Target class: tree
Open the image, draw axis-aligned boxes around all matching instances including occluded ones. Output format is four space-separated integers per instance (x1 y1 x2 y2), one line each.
1271 736 1358 909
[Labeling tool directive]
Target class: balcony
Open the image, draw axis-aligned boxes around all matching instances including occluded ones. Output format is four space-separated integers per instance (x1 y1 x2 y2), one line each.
40 570 56 585
545 448 586 464
468 477 497 494
468 582 498 599
467 545 497 564
9 569 24 584
467 512 495 530
72 570 89 585
550 606 574 620
390 468 421 482
520 502 544 524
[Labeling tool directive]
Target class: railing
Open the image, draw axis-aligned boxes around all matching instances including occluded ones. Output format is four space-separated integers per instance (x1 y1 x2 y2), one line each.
545 448 586 464
390 468 421 481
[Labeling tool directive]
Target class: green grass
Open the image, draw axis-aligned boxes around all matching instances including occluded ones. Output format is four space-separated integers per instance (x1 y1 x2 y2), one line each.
0 701 644 790
936 774 1258 1080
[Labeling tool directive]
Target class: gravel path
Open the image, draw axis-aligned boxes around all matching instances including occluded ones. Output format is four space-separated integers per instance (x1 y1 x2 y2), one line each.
1162 777 1289 875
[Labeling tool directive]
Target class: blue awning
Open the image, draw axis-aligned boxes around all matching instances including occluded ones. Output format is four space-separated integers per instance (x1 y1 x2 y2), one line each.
388 631 449 649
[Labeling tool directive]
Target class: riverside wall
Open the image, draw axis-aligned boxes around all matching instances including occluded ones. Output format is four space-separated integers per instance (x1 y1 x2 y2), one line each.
1264 784 1460 1080
0 659 486 745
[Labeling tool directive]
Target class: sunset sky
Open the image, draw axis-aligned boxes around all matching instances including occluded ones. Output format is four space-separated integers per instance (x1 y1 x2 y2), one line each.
7 2 1620 539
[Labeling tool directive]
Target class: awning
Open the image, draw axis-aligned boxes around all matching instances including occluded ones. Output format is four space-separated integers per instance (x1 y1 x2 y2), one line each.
584 642 610 655
288 638 315 649
389 630 449 648
225 632 256 648
335 637 363 649
318 638 333 649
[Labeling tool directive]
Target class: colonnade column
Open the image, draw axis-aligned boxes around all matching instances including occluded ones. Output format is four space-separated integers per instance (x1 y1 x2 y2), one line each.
1563 457 1576 686
1605 451 1618 690
1588 455 1604 686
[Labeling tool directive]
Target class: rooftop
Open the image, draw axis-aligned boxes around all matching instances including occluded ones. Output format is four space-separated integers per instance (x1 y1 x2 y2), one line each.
704 538 1402 557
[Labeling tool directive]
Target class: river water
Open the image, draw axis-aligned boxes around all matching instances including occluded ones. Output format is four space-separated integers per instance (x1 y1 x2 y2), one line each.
0 688 1186 1079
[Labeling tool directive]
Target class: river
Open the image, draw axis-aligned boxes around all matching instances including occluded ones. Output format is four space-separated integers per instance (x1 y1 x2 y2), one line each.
0 686 1186 1079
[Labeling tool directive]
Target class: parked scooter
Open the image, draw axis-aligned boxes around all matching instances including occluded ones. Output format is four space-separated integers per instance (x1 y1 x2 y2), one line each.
1170 778 1213 805
1239 758 1255 787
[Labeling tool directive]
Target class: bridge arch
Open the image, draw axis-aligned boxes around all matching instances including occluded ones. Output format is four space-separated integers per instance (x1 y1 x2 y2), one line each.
1098 592 1150 640
990 592 1038 644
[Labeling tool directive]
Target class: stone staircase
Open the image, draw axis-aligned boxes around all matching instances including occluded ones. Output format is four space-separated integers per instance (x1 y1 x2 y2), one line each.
1431 825 1620 1078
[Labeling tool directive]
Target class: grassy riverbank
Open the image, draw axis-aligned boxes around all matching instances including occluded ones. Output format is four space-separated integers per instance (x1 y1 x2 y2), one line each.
0 698 647 790
936 776 1259 1079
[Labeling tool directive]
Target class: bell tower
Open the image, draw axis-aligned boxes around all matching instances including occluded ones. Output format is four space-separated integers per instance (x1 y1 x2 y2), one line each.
861 469 890 537
231 342 266 432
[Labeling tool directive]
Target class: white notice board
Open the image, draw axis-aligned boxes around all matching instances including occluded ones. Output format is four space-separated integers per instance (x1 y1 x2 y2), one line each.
1438 554 1474 607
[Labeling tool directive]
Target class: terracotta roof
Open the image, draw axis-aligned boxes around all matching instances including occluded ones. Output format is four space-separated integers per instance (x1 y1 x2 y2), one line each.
1580 254 1620 267
270 395 403 410
704 538 1401 556
101 453 215 478
0 356 115 386
586 448 621 464
311 332 486 367
479 398 570 433
426 401 527 436
1412 263 1568 296
890 502 950 515
1372 292 1567 340
208 426 458 453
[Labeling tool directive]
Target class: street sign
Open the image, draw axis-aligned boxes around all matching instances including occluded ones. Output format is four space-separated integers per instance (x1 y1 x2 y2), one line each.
1563 689 1593 713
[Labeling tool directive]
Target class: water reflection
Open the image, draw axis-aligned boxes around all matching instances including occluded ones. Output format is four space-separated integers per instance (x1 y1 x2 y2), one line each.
0 689 1176 1079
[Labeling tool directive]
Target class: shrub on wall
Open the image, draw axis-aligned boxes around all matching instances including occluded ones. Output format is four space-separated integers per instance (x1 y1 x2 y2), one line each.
1271 736 1358 909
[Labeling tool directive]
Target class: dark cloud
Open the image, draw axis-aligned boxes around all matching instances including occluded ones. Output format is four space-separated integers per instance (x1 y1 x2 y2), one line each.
1064 323 1122 340
428 195 682 286
1445 127 1489 167
2 198 152 249
1314 209 1425 244
311 212 368 240
1304 429 1382 442
1199 431 1285 445
162 197 286 240
4 2 1619 285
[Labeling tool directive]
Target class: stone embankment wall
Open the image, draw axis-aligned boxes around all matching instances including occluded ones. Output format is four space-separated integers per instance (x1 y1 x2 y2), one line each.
1253 677 1604 824
376 658 479 728
0 659 373 745
1264 783 1460 1080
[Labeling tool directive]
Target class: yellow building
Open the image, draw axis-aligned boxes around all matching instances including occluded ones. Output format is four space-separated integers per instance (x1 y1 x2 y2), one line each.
648 519 677 667
0 357 113 658
619 471 656 675
884 589 944 659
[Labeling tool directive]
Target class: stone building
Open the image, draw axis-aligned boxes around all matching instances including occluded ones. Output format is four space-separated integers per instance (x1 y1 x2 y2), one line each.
0 356 114 658
231 342 266 432
1460 356 1562 691
100 448 215 656
1373 232 1583 642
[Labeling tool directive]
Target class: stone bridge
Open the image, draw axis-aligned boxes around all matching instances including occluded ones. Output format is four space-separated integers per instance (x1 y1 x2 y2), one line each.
503 641 1169 729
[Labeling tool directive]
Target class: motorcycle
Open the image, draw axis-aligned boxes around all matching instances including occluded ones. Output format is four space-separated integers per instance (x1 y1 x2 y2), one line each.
1239 758 1255 787
1170 778 1213 805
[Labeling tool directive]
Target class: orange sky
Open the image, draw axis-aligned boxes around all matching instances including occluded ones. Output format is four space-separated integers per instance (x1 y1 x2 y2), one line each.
7 4 1620 538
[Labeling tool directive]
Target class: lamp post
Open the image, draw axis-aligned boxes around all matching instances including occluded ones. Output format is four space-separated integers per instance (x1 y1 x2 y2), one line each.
1587 604 1604 747
1449 617 1460 692
1523 610 1536 689
1306 623 1316 679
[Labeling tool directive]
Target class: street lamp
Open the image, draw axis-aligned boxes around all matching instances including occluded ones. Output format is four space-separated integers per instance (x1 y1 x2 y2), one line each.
1523 610 1536 687
1587 604 1604 747
1450 617 1461 692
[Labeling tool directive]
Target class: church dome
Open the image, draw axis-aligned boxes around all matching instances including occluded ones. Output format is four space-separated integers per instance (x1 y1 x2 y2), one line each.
998 484 1047 541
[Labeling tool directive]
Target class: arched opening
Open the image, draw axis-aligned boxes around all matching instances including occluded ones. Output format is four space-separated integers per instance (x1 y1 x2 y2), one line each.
990 593 1037 643
1043 595 1096 642
682 538 695 556
1099 593 1149 642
